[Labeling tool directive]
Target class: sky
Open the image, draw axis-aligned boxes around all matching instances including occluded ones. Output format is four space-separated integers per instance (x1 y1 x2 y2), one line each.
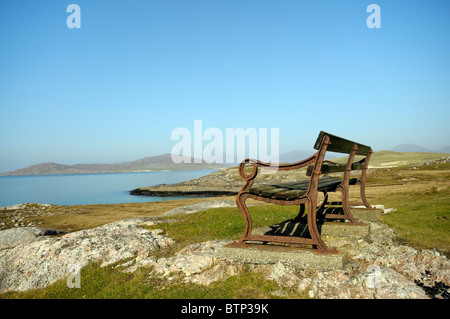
0 0 449 172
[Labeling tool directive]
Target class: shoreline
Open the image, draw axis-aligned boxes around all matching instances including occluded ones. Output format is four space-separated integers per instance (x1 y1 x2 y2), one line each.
129 188 237 197
0 168 218 177
0 196 236 232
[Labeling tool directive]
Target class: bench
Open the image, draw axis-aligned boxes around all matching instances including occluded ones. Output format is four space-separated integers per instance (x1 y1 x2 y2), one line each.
232 131 374 254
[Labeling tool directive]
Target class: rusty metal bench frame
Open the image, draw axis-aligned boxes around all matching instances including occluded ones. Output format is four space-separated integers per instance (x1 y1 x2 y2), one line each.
232 131 374 254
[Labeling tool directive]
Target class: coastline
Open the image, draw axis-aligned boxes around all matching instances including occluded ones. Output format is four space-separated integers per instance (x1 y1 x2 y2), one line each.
128 165 304 198
130 188 237 197
0 197 236 232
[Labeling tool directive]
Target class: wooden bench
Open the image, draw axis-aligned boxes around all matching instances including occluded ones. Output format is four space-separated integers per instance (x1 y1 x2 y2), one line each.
232 131 374 254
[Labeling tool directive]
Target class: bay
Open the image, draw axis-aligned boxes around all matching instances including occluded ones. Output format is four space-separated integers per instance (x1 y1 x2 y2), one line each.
0 170 216 207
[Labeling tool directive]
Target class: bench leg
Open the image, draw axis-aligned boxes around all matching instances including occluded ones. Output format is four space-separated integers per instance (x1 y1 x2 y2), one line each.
306 200 337 254
337 186 364 225
355 149 376 209
347 181 376 210
236 191 253 243
358 180 375 209
234 192 337 254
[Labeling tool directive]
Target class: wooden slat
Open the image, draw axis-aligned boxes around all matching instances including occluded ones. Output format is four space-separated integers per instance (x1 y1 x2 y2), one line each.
250 177 341 194
273 189 307 200
314 131 371 155
249 176 346 200
306 163 365 176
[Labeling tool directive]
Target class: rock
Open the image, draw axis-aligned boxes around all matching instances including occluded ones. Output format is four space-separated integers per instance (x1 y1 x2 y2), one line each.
298 277 312 292
268 262 301 288
188 263 244 286
150 240 246 286
151 240 229 278
0 221 175 293
0 227 68 250
383 208 397 215
1 204 27 210
309 267 429 299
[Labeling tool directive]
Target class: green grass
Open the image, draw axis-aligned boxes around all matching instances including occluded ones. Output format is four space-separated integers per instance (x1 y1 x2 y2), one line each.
331 151 449 167
380 187 450 256
1 261 304 299
146 204 299 251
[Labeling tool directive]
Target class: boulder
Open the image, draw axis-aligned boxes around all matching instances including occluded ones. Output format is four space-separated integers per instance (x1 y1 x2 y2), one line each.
0 227 67 250
0 221 174 293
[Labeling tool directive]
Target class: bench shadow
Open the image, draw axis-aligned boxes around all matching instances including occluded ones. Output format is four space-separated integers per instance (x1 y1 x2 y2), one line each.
263 219 321 238
262 207 347 238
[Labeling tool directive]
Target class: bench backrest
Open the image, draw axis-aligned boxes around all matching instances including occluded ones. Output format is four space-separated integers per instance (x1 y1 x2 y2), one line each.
306 131 372 177
313 131 371 156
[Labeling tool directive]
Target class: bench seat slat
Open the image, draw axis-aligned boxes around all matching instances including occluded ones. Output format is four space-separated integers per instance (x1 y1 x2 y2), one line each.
249 177 357 200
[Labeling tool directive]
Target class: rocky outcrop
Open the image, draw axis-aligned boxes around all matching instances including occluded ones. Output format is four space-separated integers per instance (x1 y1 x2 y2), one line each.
0 203 59 230
0 218 174 293
136 235 449 299
421 156 450 165
129 166 305 197
0 227 67 250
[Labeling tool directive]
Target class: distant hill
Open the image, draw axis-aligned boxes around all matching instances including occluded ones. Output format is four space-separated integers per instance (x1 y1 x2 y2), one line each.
279 150 315 163
435 146 450 154
331 150 450 168
390 144 450 154
0 154 228 176
279 150 449 168
3 147 449 176
390 144 433 153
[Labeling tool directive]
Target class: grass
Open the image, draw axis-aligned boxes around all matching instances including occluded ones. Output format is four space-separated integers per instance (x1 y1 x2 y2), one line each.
146 204 299 250
25 197 230 232
331 151 449 167
380 187 450 255
2 261 303 299
349 162 450 256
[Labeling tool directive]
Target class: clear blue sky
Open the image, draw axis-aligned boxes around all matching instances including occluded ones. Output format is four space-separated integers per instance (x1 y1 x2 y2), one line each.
1 0 449 171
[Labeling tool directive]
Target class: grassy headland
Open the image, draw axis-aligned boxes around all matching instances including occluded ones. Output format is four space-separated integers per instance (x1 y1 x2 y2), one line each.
1 153 449 299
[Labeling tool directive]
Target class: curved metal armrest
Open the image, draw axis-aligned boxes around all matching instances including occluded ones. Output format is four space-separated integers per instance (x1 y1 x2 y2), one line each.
238 154 317 182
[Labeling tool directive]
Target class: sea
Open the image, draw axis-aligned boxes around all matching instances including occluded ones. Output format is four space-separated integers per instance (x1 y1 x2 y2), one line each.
0 170 216 207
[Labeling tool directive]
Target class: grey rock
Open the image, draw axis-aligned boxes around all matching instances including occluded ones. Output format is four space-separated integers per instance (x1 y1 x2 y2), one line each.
0 222 175 293
150 240 244 286
268 262 301 288
0 227 68 250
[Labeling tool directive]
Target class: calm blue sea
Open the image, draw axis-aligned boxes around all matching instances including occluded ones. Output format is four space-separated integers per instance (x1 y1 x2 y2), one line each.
0 170 216 207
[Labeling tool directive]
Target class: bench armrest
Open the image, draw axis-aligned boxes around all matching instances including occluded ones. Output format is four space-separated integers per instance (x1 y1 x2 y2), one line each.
238 154 317 184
